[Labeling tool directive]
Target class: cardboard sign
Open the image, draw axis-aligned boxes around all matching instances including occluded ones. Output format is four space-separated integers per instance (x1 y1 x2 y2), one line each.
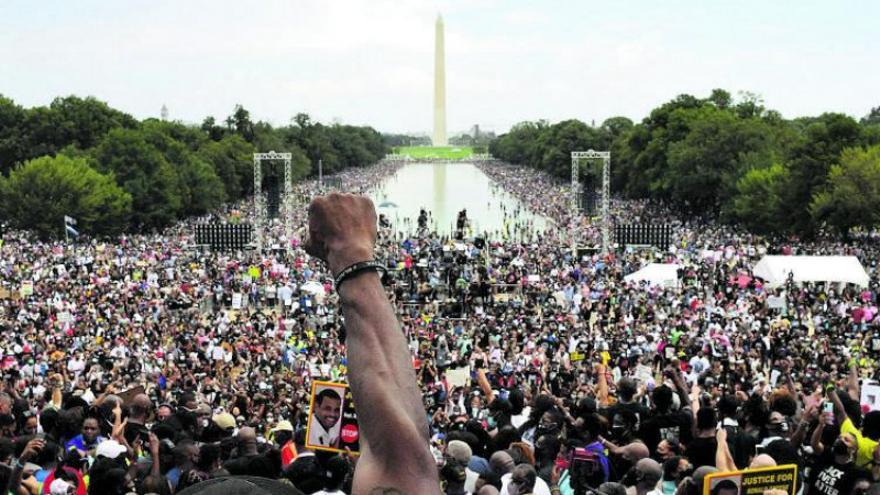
117 385 147 406
861 383 880 412
704 464 798 495
306 381 359 455
446 366 471 388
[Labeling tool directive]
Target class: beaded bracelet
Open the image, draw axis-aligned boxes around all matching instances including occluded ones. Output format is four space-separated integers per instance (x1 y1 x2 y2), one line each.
334 260 387 290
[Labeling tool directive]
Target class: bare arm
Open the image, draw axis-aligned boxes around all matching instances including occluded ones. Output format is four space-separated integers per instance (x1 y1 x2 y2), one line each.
715 429 736 472
596 363 609 407
811 415 827 455
477 369 496 404
306 194 439 495
791 404 817 447
847 363 860 401
828 389 847 422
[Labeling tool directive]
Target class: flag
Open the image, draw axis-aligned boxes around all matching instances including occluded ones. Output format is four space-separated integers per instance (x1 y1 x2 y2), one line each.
64 215 79 238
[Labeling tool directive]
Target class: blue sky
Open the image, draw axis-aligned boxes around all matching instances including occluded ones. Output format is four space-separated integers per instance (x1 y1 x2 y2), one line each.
1 0 877 134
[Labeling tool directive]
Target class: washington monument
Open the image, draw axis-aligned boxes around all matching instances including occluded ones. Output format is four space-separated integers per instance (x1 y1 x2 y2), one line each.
433 14 447 146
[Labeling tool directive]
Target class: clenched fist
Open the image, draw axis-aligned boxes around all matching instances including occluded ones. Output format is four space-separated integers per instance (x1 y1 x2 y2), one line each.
304 193 377 275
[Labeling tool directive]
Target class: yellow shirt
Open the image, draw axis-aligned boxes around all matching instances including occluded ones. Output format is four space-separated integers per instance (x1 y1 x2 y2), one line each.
841 417 878 468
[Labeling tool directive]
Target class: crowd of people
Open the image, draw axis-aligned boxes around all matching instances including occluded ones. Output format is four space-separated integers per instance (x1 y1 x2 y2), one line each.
0 157 879 495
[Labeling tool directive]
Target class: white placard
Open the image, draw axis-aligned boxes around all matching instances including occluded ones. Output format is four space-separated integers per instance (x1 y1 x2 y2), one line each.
861 383 880 411
446 366 471 388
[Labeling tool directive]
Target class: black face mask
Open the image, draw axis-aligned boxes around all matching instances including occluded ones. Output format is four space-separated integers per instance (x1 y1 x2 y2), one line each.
536 424 559 438
832 440 851 458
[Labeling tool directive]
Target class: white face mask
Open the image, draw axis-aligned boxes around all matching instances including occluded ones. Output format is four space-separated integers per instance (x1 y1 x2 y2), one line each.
201 418 209 429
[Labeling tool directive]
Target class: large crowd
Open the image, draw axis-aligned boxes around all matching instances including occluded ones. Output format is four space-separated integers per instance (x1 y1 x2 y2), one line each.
0 158 879 495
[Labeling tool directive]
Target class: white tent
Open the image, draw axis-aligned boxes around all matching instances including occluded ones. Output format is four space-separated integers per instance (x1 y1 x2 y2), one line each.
752 256 869 288
624 263 681 288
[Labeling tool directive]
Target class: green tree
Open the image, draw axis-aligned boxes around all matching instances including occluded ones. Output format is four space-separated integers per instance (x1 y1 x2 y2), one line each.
811 145 880 236
197 135 256 201
140 121 224 216
666 108 776 211
0 95 27 173
93 128 182 230
0 154 131 239
707 89 732 109
862 106 880 126
781 113 863 234
731 163 789 233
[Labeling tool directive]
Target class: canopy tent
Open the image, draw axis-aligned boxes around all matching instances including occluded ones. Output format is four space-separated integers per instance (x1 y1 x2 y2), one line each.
624 263 681 288
752 256 869 288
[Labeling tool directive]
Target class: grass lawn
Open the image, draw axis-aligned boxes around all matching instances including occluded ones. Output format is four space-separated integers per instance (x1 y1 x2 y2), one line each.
394 146 473 159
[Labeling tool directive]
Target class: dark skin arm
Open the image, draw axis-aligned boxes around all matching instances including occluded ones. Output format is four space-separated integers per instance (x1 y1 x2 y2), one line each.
305 193 440 495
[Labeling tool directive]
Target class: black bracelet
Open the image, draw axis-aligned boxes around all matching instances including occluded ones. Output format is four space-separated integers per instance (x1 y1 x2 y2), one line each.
334 260 387 290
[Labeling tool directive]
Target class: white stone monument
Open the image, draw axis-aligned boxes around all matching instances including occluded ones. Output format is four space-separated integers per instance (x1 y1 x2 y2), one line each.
433 14 447 146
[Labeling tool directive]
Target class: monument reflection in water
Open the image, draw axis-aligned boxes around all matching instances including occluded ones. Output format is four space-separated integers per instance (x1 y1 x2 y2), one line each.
369 162 548 239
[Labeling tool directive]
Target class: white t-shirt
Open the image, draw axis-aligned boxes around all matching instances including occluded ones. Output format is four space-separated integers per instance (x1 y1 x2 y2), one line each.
501 472 552 495
309 413 341 448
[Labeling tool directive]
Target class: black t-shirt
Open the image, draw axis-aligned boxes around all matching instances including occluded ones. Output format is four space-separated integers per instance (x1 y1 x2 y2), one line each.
639 409 694 454
807 452 870 495
603 401 650 442
684 436 717 469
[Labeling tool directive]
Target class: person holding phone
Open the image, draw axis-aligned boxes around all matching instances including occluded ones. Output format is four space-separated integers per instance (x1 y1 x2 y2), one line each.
827 389 880 471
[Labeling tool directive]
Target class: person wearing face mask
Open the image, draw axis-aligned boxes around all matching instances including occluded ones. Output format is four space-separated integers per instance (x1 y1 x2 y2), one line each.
488 399 514 433
808 417 870 495
603 378 649 444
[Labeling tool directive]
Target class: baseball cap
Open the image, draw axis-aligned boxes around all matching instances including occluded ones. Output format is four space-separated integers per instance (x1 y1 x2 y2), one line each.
95 440 127 459
213 412 236 431
271 420 294 433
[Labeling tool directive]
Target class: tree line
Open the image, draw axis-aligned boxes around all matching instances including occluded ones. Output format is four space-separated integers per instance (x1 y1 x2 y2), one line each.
489 90 880 237
0 95 387 239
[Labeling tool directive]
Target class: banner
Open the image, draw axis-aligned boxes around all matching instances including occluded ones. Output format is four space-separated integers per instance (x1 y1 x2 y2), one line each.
306 381 359 455
704 464 798 495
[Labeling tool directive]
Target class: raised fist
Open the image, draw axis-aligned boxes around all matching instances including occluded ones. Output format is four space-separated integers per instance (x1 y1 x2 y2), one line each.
304 193 377 275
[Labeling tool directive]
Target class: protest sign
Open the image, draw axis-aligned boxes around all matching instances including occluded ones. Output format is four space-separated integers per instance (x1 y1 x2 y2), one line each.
117 385 147 406
306 381 359 455
231 293 243 309
861 382 880 411
446 366 471 388
704 464 798 495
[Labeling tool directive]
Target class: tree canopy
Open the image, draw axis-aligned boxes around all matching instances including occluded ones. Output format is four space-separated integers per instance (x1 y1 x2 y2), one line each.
491 90 880 237
0 154 131 239
0 95 388 238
